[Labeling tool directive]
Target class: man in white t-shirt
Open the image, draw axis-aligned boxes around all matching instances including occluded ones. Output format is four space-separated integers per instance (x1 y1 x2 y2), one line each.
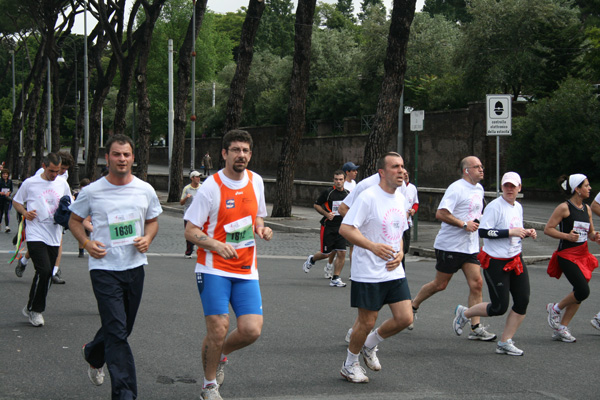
12 152 72 327
184 130 273 400
342 161 359 192
180 170 202 258
69 134 162 398
411 156 496 341
338 152 411 384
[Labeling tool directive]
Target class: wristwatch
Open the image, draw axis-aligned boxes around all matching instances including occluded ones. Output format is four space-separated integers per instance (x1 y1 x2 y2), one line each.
462 221 468 230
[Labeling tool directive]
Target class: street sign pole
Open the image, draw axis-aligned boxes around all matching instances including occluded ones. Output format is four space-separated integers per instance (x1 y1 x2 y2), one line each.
486 94 512 196
410 110 424 241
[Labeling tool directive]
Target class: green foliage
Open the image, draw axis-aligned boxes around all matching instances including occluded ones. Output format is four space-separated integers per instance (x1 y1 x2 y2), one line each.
582 26 600 81
507 77 600 184
255 0 295 58
457 0 584 101
423 0 471 23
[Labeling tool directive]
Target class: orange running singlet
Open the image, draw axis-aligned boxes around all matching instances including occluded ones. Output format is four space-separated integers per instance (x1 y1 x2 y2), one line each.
197 171 258 275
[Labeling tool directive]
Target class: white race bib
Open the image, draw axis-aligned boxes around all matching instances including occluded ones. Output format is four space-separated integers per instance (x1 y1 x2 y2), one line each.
107 210 140 247
224 215 255 249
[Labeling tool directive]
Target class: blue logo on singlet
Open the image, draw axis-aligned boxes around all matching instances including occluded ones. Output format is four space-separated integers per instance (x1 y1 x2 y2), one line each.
226 199 235 209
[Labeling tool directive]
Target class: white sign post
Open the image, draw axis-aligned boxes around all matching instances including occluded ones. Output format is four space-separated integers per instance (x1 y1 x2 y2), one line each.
486 94 512 196
410 110 424 240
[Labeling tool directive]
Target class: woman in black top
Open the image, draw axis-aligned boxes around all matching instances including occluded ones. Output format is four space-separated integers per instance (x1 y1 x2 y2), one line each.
0 168 13 232
544 174 600 342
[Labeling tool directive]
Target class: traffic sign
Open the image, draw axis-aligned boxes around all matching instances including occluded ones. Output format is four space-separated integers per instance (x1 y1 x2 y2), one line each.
410 110 424 131
486 94 512 136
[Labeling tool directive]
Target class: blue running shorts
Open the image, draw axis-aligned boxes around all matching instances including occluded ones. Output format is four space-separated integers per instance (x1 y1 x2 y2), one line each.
196 273 263 316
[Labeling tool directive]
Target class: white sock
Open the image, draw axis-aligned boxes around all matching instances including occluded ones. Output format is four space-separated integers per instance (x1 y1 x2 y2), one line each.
220 353 227 362
203 378 217 388
21 257 28 266
553 304 561 313
52 266 59 276
364 328 384 349
596 312 600 320
345 349 359 367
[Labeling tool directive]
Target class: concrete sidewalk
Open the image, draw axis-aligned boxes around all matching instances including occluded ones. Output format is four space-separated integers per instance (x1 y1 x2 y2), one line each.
158 189 600 265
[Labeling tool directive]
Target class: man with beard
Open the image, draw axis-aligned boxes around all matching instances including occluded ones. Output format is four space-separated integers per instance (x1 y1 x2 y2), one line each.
184 130 273 400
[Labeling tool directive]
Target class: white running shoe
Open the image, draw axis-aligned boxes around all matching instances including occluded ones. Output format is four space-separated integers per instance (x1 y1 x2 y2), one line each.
302 255 314 273
361 346 381 371
28 310 44 327
495 339 524 356
201 383 223 399
552 327 576 343
330 277 347 287
546 303 561 330
468 325 496 341
324 263 333 279
453 305 469 336
590 317 600 331
82 345 105 386
216 358 228 385
340 362 369 383
345 328 352 343
407 306 417 330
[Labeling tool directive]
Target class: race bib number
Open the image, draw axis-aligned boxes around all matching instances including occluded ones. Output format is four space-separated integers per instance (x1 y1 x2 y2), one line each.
573 221 589 243
224 216 255 249
107 210 140 247
331 200 342 216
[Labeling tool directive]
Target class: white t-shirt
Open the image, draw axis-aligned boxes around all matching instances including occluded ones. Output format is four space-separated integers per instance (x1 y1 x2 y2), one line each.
181 183 201 214
35 167 68 180
405 182 419 227
13 175 72 245
69 176 163 271
184 170 267 280
480 196 523 258
433 178 484 254
344 180 356 192
342 173 408 209
595 192 600 204
342 185 408 283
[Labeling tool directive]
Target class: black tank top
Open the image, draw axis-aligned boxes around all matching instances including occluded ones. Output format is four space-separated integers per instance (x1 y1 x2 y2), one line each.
558 200 590 250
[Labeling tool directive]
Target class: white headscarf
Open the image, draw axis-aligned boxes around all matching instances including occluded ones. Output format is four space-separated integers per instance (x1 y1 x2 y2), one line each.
561 174 587 193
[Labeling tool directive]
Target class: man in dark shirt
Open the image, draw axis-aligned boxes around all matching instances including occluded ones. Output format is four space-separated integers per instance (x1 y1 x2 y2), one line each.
302 170 349 287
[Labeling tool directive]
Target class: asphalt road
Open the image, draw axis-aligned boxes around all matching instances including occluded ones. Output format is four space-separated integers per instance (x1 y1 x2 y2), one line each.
2 212 600 399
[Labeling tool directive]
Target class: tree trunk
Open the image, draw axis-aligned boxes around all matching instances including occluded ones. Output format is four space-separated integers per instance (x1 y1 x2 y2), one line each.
362 0 417 177
167 0 208 202
134 1 166 181
271 0 317 218
223 0 266 133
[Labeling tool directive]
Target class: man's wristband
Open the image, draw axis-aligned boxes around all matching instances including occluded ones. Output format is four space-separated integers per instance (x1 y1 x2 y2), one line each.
82 239 90 249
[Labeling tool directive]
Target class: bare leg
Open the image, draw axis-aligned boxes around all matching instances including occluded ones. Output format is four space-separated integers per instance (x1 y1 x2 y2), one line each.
501 310 526 342
221 314 263 355
349 308 377 354
464 302 489 319
312 252 329 263
412 271 453 309
333 250 346 276
202 314 230 381
462 263 483 326
377 300 413 338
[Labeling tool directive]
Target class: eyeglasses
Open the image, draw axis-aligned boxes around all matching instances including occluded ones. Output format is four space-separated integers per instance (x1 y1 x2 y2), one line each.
227 147 251 155
467 165 484 171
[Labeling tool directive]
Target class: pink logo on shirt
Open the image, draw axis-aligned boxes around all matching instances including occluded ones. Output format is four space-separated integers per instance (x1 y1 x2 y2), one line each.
382 208 404 243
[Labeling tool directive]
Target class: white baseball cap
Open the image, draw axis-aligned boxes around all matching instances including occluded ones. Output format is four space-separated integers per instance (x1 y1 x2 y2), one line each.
501 172 521 186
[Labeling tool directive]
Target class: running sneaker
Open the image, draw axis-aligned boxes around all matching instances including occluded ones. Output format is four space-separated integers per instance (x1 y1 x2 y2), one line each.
5 226 10 233
82 345 105 386
216 357 228 385
184 253 192 259
345 328 352 343
201 383 222 400
340 362 369 383
453 305 469 336
24 307 44 327
546 303 561 330
552 327 576 343
324 263 333 279
15 257 27 278
361 345 381 371
468 325 496 341
495 339 524 356
330 277 347 287
590 317 600 331
302 255 314 273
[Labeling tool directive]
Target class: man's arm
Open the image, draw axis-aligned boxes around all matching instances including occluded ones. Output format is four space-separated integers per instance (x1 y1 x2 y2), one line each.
133 218 159 254
69 213 107 259
185 220 239 260
436 208 478 232
314 203 334 221
12 200 36 221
